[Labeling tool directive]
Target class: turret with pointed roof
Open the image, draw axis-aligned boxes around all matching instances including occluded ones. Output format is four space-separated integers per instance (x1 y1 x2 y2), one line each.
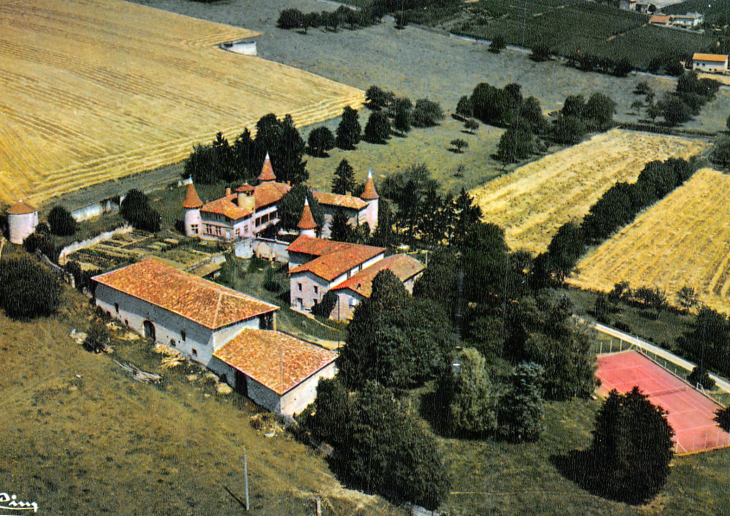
258 152 277 183
297 198 318 237
182 183 203 237
360 169 379 232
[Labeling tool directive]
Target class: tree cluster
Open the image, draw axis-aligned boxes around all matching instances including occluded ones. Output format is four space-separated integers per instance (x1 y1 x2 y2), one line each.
277 5 382 33
553 92 617 144
364 86 444 142
277 184 325 232
23 225 62 263
300 380 450 510
120 189 161 233
338 269 457 389
0 256 62 320
566 53 634 77
183 113 307 185
655 71 720 126
679 307 730 378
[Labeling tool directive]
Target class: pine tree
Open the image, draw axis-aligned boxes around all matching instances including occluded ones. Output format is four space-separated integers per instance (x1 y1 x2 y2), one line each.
332 159 356 194
336 106 362 149
364 111 391 143
448 348 498 435
499 362 545 442
330 210 353 242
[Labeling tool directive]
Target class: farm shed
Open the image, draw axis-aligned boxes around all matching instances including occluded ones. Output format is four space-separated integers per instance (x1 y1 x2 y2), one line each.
692 53 728 74
211 329 337 416
287 236 386 315
330 254 425 321
92 258 277 370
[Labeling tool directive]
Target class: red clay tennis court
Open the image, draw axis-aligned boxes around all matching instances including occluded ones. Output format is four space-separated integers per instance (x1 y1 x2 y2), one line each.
596 350 730 455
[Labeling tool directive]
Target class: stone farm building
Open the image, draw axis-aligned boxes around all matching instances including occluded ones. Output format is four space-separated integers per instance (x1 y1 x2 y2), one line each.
286 235 424 320
92 258 336 416
692 53 728 74
183 154 378 241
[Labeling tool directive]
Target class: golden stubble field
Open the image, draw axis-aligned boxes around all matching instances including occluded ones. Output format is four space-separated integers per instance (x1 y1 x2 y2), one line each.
0 0 363 206
569 168 730 314
469 129 710 254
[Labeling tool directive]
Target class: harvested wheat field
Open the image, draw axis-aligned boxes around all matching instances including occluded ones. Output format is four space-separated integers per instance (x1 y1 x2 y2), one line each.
569 168 730 314
469 129 709 254
0 0 363 206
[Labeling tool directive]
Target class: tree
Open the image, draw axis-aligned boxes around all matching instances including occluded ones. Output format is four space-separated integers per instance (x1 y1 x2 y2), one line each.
336 106 361 149
613 57 633 77
330 210 354 242
546 221 585 277
277 8 303 29
184 142 216 184
85 317 112 353
0 257 62 320
365 85 392 110
676 286 699 313
710 135 730 167
499 362 545 442
530 44 551 62
646 103 662 122
679 307 730 377
634 81 652 95
311 291 338 318
447 348 499 435
589 387 674 503
464 119 479 133
120 189 160 233
631 100 644 116
302 12 320 32
392 97 413 133
307 127 335 157
370 198 396 247
688 365 716 390
232 128 258 183
364 111 391 143
561 95 585 119
488 35 506 54
413 248 460 317
299 377 352 447
658 96 692 126
584 93 616 129
47 206 77 236
278 114 309 184
330 382 450 510
332 159 356 194
411 99 445 127
552 115 586 145
456 95 473 118
715 406 730 432
277 183 325 231
450 138 468 153
496 121 536 163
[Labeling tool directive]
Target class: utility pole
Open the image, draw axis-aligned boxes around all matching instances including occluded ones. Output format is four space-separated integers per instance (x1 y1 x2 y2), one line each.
244 449 249 511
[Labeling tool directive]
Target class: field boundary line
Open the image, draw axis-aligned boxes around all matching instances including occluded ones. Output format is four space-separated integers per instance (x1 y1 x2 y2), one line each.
587 320 730 395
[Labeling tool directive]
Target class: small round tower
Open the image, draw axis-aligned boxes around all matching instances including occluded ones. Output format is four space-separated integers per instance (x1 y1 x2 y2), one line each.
7 200 38 245
360 169 379 232
182 183 203 237
297 198 318 238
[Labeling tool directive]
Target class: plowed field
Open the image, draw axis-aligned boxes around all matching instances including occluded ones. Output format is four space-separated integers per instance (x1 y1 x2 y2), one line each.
569 168 730 314
469 129 709 254
0 0 363 206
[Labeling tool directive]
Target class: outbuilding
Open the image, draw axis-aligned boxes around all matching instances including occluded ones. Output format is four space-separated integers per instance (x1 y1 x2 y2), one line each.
692 53 728 74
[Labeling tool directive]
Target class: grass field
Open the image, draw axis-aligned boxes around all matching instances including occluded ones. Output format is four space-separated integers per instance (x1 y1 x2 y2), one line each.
570 168 730 315
468 129 709 254
0 0 363 206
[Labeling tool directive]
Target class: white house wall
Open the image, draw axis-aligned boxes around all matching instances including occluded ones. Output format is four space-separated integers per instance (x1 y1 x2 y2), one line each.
280 362 337 416
290 271 330 311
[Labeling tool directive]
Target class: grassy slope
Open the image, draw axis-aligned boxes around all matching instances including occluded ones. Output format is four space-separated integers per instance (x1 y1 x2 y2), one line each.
0 282 386 515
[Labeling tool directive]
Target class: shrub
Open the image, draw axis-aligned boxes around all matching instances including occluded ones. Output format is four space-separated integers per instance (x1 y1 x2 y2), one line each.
23 231 61 263
411 99 445 127
688 366 716 390
307 127 335 157
47 206 77 236
488 35 506 53
311 291 337 318
365 85 393 110
447 348 499 436
499 362 545 442
85 318 112 353
0 257 62 320
277 8 303 29
455 95 473 118
364 111 391 143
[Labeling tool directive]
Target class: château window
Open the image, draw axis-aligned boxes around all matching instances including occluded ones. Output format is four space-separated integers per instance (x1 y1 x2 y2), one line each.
181 330 186 342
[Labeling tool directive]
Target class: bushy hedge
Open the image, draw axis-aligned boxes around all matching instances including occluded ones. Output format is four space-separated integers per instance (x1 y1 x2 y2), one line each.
0 257 62 320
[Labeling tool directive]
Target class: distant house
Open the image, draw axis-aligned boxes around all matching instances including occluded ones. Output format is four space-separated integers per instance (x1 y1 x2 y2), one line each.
287 235 386 314
648 15 672 26
92 258 336 416
330 254 425 320
671 12 703 28
692 53 728 73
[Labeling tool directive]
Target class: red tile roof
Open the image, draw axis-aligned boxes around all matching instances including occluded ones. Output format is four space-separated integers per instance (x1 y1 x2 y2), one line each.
182 183 203 209
235 183 255 194
7 200 37 215
213 329 337 395
92 258 278 329
360 173 379 201
649 15 671 24
255 181 290 209
694 53 728 63
287 236 386 282
258 154 277 182
331 254 425 297
313 191 367 210
201 193 252 220
297 200 318 230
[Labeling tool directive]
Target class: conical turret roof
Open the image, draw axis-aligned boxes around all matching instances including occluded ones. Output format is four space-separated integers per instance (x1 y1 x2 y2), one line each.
258 153 277 182
297 198 318 230
360 169 379 200
182 183 203 209
7 199 37 215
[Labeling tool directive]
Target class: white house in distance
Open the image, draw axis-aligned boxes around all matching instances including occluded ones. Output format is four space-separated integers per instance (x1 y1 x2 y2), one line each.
183 156 379 241
692 53 729 74
7 200 39 244
92 258 336 416
286 234 425 320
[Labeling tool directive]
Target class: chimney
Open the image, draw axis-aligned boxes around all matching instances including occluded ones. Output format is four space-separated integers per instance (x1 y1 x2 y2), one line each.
345 191 351 196
225 187 231 196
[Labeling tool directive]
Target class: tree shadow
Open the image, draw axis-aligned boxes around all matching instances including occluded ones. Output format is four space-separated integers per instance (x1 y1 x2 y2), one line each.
418 389 451 437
